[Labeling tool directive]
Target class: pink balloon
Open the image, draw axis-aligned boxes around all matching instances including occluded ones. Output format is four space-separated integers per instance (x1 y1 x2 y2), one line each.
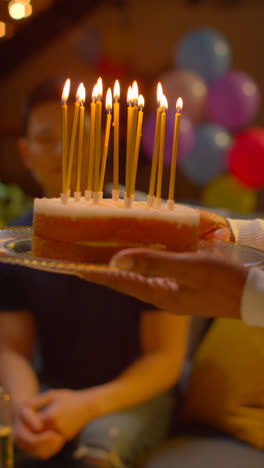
158 69 208 122
141 111 195 168
206 71 261 131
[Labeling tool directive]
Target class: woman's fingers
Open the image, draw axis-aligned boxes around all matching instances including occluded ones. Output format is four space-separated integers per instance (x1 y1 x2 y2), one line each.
78 268 180 310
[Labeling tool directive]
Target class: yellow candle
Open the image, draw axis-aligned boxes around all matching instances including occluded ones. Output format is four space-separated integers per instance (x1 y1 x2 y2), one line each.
148 82 163 198
75 84 86 193
113 80 120 191
66 82 82 192
126 82 138 198
87 84 97 192
99 88 112 192
61 78 70 194
125 86 133 191
131 94 144 195
94 77 103 193
156 94 168 201
168 97 183 202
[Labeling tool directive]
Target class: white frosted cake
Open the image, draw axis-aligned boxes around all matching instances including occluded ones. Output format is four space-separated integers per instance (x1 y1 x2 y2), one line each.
32 197 200 264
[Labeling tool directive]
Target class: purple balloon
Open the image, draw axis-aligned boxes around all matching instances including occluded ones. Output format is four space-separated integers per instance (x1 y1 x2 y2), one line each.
141 111 195 168
158 69 208 122
206 71 261 131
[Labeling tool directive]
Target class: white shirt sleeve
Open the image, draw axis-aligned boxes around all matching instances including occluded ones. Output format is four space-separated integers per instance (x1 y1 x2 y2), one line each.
227 218 264 326
227 218 264 251
241 267 264 327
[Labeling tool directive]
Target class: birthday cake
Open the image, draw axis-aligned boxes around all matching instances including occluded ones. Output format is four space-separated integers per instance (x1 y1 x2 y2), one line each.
32 197 199 264
31 78 197 264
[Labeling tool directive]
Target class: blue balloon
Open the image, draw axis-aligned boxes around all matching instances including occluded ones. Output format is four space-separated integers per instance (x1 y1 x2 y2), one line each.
175 28 232 82
180 124 232 186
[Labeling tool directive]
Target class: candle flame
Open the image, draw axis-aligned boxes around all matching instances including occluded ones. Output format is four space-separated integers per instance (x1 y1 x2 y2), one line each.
76 82 84 102
157 82 163 105
97 77 103 99
160 94 168 111
106 88 112 112
138 94 144 110
114 80 120 100
78 83 86 106
61 78 70 104
127 86 133 105
176 97 183 112
92 84 98 100
131 82 139 106
132 80 139 97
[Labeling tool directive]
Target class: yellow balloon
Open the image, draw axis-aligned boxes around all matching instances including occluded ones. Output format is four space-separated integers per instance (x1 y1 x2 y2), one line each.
202 174 257 214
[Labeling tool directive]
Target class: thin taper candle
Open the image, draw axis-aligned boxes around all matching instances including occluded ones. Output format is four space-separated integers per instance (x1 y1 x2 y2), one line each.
94 78 103 193
61 78 70 194
87 85 97 193
66 83 82 192
76 84 86 193
131 95 144 195
126 83 138 198
113 80 120 191
99 88 112 192
168 97 183 202
148 82 163 200
125 86 133 191
156 94 168 201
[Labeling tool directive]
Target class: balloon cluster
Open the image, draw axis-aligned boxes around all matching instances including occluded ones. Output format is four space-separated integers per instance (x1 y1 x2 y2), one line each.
142 28 262 213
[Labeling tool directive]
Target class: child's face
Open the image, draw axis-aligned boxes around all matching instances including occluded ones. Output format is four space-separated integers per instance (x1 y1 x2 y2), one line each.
19 99 89 197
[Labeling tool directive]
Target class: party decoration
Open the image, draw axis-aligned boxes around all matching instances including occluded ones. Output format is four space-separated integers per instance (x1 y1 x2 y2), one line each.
228 127 264 189
175 28 231 82
181 124 232 186
206 71 261 131
159 69 207 121
202 174 257 214
142 111 195 169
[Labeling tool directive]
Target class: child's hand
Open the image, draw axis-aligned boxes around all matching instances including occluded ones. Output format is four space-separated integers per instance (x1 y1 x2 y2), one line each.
27 389 91 441
13 401 65 459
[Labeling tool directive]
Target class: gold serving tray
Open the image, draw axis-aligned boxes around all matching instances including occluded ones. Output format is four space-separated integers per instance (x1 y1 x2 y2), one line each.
0 227 263 276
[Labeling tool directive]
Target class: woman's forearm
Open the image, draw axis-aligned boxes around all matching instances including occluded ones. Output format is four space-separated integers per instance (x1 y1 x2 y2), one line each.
0 348 39 405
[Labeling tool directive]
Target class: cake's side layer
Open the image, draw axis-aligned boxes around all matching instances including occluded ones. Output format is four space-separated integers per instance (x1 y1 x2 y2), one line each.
32 234 197 264
32 235 128 264
33 213 199 252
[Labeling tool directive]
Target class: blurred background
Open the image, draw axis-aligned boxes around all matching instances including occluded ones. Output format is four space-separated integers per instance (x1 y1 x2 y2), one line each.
0 0 263 224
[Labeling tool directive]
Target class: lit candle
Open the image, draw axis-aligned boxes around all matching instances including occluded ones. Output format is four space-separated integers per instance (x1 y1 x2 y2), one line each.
168 97 183 209
66 82 82 194
148 82 163 206
94 77 103 196
125 82 138 202
125 86 133 192
86 84 97 200
131 94 144 196
61 78 70 197
99 88 113 192
155 94 168 206
113 80 120 199
75 84 86 200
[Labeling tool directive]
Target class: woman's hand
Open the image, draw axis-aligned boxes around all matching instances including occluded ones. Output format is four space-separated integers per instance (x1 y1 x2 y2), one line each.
78 249 248 320
27 389 93 441
199 208 234 242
